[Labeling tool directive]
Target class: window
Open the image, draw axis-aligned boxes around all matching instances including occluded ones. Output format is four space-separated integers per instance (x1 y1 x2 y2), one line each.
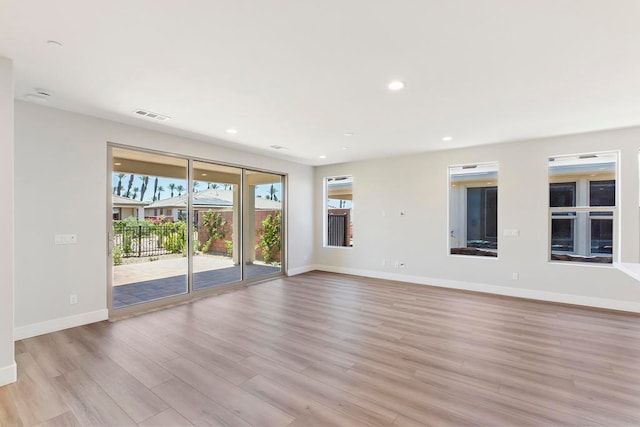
449 162 498 257
325 176 353 247
548 153 617 263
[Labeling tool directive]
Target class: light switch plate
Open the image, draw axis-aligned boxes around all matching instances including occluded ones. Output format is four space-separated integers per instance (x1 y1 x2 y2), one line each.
55 234 77 245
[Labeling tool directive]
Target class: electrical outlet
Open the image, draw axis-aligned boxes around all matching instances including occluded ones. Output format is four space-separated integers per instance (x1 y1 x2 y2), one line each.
512 272 519 280
69 294 78 304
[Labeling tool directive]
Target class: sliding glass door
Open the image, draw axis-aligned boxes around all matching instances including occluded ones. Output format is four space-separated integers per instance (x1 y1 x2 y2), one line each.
109 146 285 315
192 161 243 290
110 148 189 309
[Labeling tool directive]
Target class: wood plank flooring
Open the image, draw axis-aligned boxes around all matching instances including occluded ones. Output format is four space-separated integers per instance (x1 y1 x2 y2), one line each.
2 271 640 426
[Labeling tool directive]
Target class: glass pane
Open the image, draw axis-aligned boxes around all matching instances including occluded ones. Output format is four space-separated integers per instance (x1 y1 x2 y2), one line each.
245 171 283 280
590 216 613 255
326 176 353 247
111 148 188 309
449 163 498 257
551 217 575 252
466 187 497 249
589 180 615 207
192 161 242 290
550 182 576 207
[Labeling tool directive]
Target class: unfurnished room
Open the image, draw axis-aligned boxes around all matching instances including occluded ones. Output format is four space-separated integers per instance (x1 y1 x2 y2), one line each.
1 1 640 426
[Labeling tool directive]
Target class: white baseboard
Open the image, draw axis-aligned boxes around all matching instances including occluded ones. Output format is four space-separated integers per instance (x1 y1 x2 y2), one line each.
0 362 16 386
14 309 109 341
315 264 640 313
286 265 317 276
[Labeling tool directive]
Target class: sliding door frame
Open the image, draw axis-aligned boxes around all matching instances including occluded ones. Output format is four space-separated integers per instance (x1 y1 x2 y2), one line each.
107 142 287 319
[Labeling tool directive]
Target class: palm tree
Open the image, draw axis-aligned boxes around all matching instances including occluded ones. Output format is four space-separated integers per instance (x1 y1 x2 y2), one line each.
157 185 165 200
168 183 176 197
132 187 139 200
125 174 135 198
116 173 125 196
152 177 159 201
177 184 185 196
268 184 278 202
193 181 200 192
139 176 149 201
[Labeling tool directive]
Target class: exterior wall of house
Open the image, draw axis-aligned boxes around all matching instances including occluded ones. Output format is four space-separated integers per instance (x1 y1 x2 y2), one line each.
0 57 16 385
13 101 314 338
315 126 640 312
119 207 137 220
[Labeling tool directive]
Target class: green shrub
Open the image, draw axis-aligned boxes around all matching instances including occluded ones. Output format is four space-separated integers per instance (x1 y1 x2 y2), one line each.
163 232 184 253
225 240 233 257
257 212 281 264
113 246 123 265
202 210 227 253
122 234 133 255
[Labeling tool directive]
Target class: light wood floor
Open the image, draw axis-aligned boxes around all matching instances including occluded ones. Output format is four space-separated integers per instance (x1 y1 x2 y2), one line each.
2 271 640 426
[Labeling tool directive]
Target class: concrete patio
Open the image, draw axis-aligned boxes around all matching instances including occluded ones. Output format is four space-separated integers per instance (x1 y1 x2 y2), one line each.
112 254 280 309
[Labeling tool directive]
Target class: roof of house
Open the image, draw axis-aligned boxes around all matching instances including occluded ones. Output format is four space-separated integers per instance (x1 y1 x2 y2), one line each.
112 195 148 207
146 188 281 210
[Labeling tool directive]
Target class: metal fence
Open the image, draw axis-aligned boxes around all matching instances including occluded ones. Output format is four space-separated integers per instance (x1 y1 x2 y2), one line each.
113 224 186 258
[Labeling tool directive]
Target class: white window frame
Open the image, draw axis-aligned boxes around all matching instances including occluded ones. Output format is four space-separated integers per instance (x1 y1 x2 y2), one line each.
448 161 499 258
548 152 618 263
323 175 354 248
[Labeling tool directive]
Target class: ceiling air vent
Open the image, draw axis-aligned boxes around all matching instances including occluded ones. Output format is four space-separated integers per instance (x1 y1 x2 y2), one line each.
133 109 170 121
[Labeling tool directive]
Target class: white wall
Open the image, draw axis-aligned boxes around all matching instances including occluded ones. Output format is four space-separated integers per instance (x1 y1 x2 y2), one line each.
14 101 314 338
315 127 640 312
0 57 16 385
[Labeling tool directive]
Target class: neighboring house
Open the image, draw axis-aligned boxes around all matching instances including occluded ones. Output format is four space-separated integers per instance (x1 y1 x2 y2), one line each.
112 195 147 221
146 188 282 262
144 188 281 221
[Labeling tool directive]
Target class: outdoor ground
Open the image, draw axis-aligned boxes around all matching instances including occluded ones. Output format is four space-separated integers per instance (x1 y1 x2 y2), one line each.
112 254 280 309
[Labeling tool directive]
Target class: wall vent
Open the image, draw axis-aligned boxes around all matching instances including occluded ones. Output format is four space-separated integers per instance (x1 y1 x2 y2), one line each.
133 109 170 121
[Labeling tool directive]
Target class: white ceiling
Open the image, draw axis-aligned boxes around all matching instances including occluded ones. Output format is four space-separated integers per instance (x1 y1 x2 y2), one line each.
2 1 640 166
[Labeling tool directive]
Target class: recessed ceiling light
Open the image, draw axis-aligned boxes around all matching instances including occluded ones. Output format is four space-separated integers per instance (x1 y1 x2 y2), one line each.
343 132 354 137
442 136 453 142
114 162 122 166
388 81 405 91
24 94 48 104
342 147 349 150
202 173 208 176
319 155 327 159
226 129 238 134
46 40 63 48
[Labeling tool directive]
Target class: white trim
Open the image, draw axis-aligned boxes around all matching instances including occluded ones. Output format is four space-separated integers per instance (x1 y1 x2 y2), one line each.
615 262 640 282
286 265 317 276
0 362 16 386
315 264 640 314
14 309 108 341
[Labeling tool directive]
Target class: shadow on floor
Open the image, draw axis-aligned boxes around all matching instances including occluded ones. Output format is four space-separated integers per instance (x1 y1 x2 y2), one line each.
113 263 280 309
